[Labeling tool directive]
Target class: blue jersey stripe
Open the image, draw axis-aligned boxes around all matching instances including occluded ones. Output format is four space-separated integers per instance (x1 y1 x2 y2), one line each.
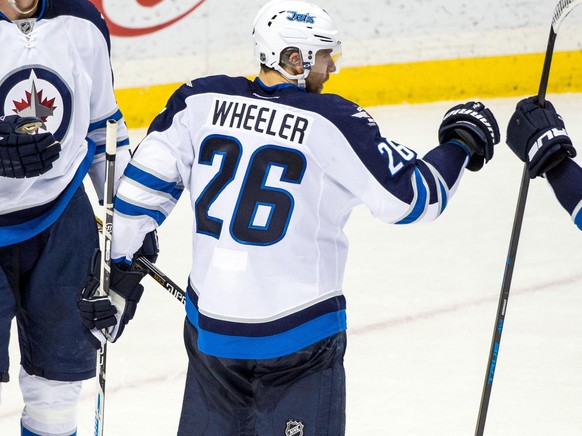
191 287 346 337
439 179 448 213
574 205 582 230
185 291 347 359
396 168 427 224
0 141 96 246
124 163 183 200
94 138 129 156
114 197 167 225
88 109 123 132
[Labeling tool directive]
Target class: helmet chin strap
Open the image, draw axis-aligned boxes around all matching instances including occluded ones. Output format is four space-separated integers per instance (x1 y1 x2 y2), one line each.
8 0 39 16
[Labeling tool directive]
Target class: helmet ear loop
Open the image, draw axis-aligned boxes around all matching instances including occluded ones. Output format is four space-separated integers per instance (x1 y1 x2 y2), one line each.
280 48 303 71
278 49 310 88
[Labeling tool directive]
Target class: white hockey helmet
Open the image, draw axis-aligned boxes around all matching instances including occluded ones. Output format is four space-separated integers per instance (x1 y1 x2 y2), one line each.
252 0 342 87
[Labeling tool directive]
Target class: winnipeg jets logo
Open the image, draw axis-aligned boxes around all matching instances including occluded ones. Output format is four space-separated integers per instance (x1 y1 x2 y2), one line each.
0 67 72 141
12 80 56 130
285 419 304 436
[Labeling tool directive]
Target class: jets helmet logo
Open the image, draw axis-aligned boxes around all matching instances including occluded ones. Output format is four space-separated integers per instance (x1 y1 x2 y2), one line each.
285 419 304 436
286 11 315 24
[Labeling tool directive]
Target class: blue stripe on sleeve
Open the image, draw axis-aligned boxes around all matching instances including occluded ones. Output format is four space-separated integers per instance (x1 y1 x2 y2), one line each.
114 197 167 225
124 164 183 200
396 168 427 224
94 138 129 156
439 179 448 213
574 206 582 231
88 109 123 132
185 293 347 359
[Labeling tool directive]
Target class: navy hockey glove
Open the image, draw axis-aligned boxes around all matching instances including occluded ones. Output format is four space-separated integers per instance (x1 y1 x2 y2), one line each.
0 115 61 178
78 253 148 346
506 96 576 178
106 262 147 343
132 230 159 263
102 231 159 341
439 101 500 171
78 252 118 349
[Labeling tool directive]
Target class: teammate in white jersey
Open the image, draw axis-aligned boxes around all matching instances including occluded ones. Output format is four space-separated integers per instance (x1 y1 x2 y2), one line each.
106 1 500 434
0 1 134 435
506 96 581 230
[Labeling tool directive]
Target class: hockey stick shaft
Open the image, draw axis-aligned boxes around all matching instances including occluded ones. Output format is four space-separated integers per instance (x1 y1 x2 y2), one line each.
95 119 117 436
133 256 186 305
95 216 186 305
474 1 582 434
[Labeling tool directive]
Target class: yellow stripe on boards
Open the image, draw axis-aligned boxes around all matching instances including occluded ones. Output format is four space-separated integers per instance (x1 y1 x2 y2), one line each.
324 50 582 107
116 50 582 129
116 84 179 130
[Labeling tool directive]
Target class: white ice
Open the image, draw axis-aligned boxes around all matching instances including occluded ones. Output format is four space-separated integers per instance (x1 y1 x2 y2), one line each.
1 94 581 435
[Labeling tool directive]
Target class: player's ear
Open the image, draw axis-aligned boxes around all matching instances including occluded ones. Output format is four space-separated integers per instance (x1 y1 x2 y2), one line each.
286 51 303 73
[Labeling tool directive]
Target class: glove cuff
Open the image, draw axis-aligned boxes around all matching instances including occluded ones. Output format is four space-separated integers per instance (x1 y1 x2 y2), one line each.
526 128 575 178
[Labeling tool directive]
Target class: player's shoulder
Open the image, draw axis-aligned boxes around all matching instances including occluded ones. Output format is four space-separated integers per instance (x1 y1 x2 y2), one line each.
149 76 251 133
166 75 253 109
311 92 356 113
296 91 379 132
43 0 109 41
177 75 252 98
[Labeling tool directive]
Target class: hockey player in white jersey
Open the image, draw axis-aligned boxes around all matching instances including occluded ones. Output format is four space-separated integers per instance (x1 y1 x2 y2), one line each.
0 1 147 435
506 96 581 230
105 0 500 434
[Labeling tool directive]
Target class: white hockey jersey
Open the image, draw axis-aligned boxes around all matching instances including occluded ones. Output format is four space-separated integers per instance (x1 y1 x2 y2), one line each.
0 0 130 246
112 75 471 359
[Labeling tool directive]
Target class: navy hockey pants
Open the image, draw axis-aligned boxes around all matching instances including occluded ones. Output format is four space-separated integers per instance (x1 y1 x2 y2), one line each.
0 187 99 382
178 319 347 436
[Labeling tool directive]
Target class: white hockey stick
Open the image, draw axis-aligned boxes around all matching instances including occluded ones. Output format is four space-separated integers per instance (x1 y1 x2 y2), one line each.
474 1 582 435
94 119 118 436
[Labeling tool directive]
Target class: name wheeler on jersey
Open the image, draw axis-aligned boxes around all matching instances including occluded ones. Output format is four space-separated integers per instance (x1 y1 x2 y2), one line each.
0 0 130 246
111 75 470 359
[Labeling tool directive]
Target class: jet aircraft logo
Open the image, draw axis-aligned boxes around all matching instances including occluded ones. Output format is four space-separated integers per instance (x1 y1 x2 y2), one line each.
0 68 72 141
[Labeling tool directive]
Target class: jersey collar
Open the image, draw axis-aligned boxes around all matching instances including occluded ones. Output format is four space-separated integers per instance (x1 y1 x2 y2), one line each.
254 77 307 93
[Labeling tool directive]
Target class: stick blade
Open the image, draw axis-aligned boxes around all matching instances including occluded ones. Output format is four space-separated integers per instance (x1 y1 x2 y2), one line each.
552 0 582 32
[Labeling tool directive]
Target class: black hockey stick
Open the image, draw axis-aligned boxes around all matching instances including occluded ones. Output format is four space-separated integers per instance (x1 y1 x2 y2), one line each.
95 216 186 305
94 119 118 436
474 1 582 434
133 256 186 305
